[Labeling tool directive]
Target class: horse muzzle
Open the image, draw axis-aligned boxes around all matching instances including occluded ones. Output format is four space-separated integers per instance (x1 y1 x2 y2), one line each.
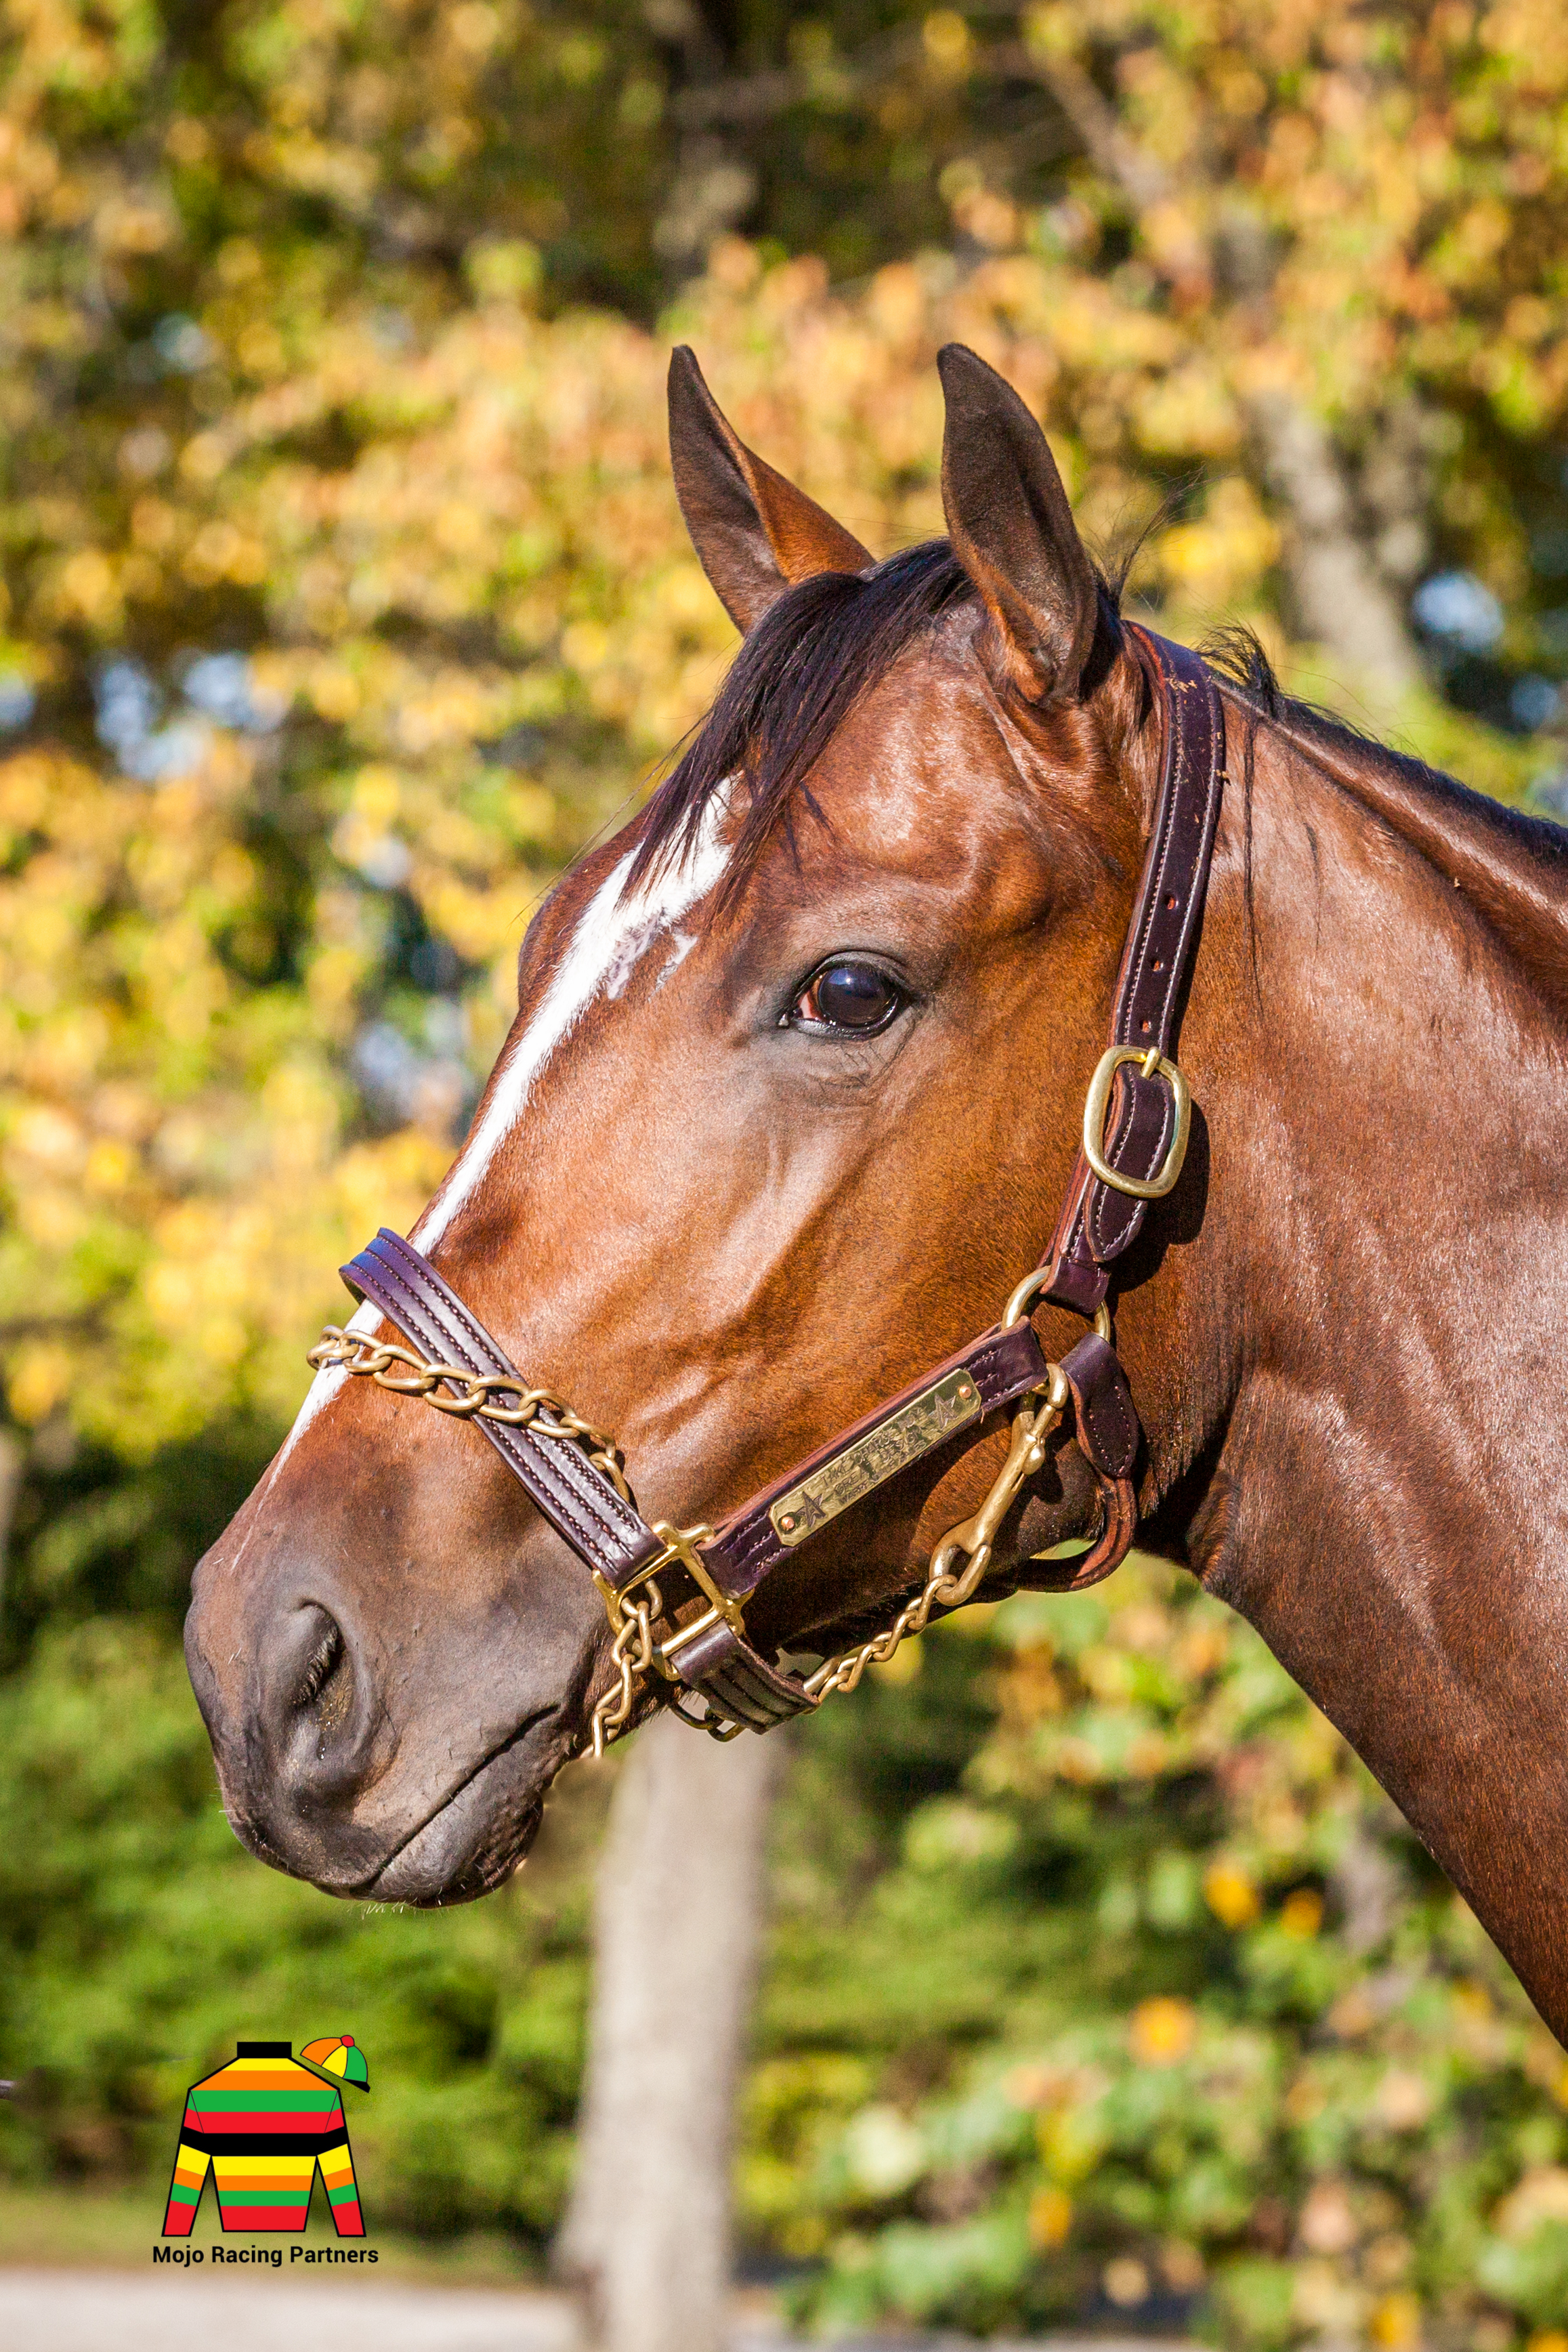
184 1487 595 1906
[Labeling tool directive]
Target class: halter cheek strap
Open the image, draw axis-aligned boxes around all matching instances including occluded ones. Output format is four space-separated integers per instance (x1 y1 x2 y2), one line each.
315 628 1224 1746
1038 626 1226 1317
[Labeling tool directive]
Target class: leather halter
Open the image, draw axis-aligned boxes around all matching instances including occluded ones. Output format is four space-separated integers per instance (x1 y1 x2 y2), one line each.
326 627 1225 1741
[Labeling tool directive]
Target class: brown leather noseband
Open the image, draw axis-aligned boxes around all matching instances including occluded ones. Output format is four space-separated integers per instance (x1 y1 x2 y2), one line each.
310 627 1225 1748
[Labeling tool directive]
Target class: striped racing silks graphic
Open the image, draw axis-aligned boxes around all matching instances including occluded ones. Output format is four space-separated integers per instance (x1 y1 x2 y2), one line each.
161 2042 364 2235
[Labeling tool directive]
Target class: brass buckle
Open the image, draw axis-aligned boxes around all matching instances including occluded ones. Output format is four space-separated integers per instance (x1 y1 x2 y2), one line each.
1082 1044 1191 1200
592 1521 741 1683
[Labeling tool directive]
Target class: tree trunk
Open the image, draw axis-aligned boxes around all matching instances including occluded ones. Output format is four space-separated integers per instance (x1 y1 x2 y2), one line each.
0 1429 23 1629
1029 44 1422 710
557 1711 781 2352
1248 390 1422 704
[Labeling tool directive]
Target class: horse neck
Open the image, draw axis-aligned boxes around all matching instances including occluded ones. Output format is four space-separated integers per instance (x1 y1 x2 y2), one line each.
1160 701 1568 2029
1212 706 1568 1433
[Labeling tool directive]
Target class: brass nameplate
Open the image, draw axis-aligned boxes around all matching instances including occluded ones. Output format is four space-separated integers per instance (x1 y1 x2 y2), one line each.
769 1369 983 1547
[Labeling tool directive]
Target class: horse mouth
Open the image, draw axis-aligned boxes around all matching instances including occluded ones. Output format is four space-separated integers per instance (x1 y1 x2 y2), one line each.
357 1704 562 1908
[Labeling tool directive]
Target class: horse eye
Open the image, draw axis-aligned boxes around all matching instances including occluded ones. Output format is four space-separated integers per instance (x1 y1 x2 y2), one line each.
792 961 903 1034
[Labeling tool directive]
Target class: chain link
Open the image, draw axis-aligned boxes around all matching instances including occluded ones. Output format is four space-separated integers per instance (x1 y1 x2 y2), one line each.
591 1583 661 1758
308 1326 631 1498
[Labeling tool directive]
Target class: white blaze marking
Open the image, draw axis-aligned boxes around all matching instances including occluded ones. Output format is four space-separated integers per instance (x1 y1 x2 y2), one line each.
413 798 732 1253
656 929 698 989
270 1299 382 1475
268 798 732 1475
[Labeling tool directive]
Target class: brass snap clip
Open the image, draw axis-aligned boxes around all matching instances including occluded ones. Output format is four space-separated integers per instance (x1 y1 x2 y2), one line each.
926 1362 1072 1598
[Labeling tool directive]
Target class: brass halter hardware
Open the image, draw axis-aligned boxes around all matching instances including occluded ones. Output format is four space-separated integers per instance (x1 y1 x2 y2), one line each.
1002 1265 1113 1344
589 1521 738 1757
1082 1045 1191 1200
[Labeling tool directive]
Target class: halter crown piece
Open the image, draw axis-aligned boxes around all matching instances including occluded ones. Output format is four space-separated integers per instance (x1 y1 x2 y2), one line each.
310 629 1225 1753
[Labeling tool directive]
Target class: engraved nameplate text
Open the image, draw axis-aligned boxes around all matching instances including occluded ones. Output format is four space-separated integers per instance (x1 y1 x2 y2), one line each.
768 1368 982 1547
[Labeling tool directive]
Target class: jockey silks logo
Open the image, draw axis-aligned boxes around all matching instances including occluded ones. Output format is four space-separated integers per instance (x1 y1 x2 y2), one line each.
157 2036 377 2264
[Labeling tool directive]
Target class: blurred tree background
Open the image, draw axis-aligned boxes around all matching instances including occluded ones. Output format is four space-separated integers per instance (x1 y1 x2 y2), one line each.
3 3 1568 2345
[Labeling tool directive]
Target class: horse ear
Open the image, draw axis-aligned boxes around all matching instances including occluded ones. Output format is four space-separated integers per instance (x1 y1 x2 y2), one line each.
938 343 1100 702
669 346 872 633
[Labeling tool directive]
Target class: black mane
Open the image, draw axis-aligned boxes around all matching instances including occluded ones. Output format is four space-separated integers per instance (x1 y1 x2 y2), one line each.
627 541 975 912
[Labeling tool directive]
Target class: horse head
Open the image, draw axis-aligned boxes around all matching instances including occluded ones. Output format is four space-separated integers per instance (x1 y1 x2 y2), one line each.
186 345 1568 2049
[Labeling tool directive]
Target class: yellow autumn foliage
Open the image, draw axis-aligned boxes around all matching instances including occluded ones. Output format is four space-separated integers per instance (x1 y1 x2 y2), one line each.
5 0 1567 1475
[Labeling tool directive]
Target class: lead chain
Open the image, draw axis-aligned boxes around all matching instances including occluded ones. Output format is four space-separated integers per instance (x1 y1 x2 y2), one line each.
591 1589 658 1759
801 1546 991 1705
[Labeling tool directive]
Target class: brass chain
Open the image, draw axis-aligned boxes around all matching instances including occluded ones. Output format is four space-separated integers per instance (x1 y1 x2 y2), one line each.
308 1326 632 1498
591 1583 660 1759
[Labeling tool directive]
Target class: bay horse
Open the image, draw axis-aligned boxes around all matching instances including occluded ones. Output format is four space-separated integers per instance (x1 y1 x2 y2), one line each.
186 345 1568 2044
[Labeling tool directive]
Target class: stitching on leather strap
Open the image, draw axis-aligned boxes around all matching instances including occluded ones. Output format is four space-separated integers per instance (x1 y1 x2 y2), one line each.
1082 1373 1134 1475
366 1233 652 1555
1087 1083 1173 1257
352 1240 646 1570
1120 686 1188 1028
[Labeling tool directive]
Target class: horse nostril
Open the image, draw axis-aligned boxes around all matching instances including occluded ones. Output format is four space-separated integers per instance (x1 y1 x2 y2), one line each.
272 1602 374 1801
292 1608 346 1714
